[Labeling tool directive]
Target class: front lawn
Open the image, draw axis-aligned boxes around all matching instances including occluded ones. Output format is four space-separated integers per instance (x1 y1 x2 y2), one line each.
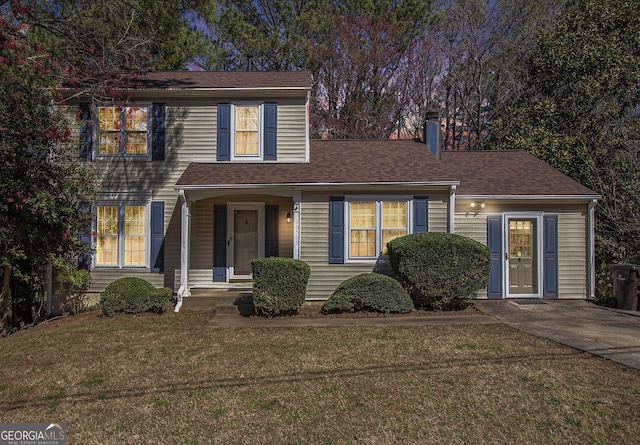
1 310 639 444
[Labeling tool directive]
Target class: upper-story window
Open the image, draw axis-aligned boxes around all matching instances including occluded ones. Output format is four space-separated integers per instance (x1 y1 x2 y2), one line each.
98 106 149 156
217 102 277 161
79 103 165 162
234 105 260 157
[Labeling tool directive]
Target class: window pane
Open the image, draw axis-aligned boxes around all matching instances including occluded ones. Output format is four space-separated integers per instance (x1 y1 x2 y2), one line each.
99 107 119 131
350 201 376 257
350 202 375 228
96 206 118 266
98 132 118 155
509 220 533 258
125 107 147 131
382 201 407 254
236 131 259 155
125 132 147 155
236 106 258 130
124 206 146 266
235 106 259 156
350 230 376 257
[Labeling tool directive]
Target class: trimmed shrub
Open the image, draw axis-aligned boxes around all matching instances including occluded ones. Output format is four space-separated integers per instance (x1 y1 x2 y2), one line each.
388 232 490 310
100 277 172 317
251 257 310 317
321 273 414 314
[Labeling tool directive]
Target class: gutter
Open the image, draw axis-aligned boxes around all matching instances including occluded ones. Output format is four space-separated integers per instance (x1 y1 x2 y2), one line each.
175 181 461 191
457 194 602 201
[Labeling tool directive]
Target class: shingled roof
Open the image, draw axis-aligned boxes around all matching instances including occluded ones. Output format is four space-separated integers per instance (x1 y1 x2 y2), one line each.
440 150 598 197
176 140 453 187
128 70 312 90
176 140 598 198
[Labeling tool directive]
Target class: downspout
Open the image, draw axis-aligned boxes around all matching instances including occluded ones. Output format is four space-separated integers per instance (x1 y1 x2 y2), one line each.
449 185 456 233
293 189 301 260
587 198 597 300
175 190 191 312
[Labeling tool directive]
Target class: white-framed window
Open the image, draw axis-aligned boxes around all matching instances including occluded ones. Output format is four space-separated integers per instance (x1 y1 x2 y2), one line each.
95 203 148 267
97 106 149 156
232 104 262 159
346 197 410 260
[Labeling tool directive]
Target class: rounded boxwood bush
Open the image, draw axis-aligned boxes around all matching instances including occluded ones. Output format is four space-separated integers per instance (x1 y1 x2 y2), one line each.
387 232 490 310
321 273 414 314
251 257 310 317
100 277 172 317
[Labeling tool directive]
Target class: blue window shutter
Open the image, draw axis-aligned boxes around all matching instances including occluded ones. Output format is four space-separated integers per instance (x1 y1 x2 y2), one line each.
265 205 279 257
543 214 559 298
264 102 277 160
329 197 344 264
150 202 164 272
487 215 503 299
413 197 429 233
78 202 93 270
79 103 93 161
152 103 166 161
213 205 227 281
217 103 231 161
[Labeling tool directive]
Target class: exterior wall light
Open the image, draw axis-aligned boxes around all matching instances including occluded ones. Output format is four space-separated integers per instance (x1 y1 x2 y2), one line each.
286 212 292 223
470 201 485 209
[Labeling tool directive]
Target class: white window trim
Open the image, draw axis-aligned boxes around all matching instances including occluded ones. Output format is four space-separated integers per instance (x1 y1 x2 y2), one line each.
94 104 152 159
344 196 413 263
230 102 264 161
93 201 150 270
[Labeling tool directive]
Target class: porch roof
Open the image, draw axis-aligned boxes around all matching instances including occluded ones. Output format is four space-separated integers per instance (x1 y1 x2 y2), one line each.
175 140 599 198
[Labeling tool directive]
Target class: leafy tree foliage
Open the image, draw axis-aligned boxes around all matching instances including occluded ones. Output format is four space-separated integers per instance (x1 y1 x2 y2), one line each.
488 0 640 298
0 2 95 334
210 0 329 71
28 0 216 74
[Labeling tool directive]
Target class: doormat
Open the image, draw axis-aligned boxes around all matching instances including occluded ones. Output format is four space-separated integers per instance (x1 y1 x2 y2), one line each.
512 299 546 305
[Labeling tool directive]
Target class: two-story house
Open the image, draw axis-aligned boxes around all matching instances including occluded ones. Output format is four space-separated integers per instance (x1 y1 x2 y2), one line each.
69 71 600 310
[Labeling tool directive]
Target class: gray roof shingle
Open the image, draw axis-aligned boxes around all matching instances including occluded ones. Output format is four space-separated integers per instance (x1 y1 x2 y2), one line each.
176 140 597 197
131 70 312 90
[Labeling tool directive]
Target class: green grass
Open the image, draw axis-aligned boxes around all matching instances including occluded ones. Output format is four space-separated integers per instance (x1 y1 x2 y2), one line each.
1 310 639 444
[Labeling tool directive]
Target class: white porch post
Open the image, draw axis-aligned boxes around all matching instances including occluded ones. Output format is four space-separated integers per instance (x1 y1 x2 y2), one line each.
448 185 457 233
175 190 191 312
293 189 301 260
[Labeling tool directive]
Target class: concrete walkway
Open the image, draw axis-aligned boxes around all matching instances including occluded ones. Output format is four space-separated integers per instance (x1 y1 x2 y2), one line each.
473 299 640 370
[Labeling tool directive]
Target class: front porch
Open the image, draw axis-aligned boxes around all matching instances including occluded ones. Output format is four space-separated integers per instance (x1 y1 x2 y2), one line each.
175 190 298 311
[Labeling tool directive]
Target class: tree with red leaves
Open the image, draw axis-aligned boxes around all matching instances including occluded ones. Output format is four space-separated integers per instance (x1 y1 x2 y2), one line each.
0 1 94 334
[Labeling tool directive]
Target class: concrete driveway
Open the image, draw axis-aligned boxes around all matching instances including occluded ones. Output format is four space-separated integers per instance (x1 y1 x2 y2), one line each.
473 299 640 370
